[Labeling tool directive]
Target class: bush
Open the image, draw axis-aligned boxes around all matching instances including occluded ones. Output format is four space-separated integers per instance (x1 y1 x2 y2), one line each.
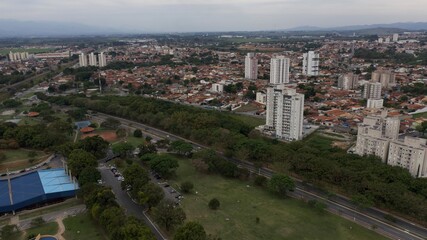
134 129 143 138
181 181 194 193
30 217 45 227
254 175 267 187
208 198 220 210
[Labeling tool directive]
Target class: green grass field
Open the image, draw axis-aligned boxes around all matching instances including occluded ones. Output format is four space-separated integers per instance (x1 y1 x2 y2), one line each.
222 37 274 43
62 212 108 240
170 159 387 240
25 222 59 239
229 114 265 128
412 112 427 119
123 136 145 147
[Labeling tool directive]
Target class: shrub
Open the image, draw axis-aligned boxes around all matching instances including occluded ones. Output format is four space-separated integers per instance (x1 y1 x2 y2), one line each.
208 198 220 210
181 181 194 193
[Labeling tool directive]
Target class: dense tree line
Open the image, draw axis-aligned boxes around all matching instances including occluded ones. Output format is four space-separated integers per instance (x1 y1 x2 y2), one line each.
38 93 427 223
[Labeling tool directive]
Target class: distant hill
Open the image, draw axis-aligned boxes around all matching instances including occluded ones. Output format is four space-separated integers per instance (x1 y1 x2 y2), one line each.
286 22 427 32
0 19 121 37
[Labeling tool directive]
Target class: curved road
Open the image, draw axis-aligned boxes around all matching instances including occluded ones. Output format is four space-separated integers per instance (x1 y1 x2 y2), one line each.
91 113 427 240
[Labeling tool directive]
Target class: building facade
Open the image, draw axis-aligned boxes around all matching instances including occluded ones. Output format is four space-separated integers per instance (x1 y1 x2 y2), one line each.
388 137 427 178
363 82 382 99
270 56 290 84
266 85 304 141
371 70 396 89
244 53 258 80
78 53 87 67
302 51 319 76
99 52 107 67
337 73 359 90
88 52 97 66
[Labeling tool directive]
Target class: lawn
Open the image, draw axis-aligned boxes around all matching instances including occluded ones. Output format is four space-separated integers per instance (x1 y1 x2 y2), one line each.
1 149 45 163
412 112 427 119
62 212 108 240
228 113 265 128
233 103 261 113
122 136 145 147
25 222 59 239
170 159 388 240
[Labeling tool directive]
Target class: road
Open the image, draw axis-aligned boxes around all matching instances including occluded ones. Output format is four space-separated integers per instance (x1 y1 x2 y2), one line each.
91 112 427 240
98 163 166 240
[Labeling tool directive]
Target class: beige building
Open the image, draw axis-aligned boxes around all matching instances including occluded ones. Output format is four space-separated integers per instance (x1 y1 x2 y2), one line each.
388 137 427 178
337 73 359 90
355 114 400 162
371 70 396 89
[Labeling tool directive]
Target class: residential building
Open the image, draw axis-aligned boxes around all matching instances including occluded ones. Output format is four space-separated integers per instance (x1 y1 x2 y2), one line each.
211 83 224 93
355 113 400 162
256 92 267 104
388 137 427 178
270 56 290 84
337 73 359 90
363 82 382 99
88 52 97 66
392 33 399 42
244 53 258 80
367 99 384 109
99 52 107 67
79 53 87 67
266 85 304 141
302 51 319 76
8 51 29 62
371 70 396 89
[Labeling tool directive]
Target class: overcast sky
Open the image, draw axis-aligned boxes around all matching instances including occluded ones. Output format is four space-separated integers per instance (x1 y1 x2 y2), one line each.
1 0 426 32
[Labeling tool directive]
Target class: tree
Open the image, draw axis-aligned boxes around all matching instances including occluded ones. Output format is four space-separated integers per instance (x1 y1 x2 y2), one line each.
181 181 194 194
112 142 134 157
116 128 127 138
138 182 165 208
169 140 193 157
254 175 267 187
174 221 207 240
67 149 97 177
101 117 121 129
153 200 186 231
113 217 155 240
139 143 157 156
133 129 143 138
208 198 220 210
307 200 327 213
149 154 179 178
268 174 295 197
79 167 101 186
99 206 127 236
0 225 18 239
76 136 109 159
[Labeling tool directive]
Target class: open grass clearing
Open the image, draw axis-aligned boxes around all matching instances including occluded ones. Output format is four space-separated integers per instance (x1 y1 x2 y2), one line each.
169 158 387 240
62 212 108 240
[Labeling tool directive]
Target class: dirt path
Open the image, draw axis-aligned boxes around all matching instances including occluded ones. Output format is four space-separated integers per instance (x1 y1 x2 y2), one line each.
55 217 65 240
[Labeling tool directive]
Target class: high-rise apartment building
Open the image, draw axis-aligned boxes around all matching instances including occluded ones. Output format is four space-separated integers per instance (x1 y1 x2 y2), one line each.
388 137 427 178
270 56 290 84
355 113 400 162
337 73 359 90
266 85 304 141
99 52 107 67
88 52 97 66
302 51 319 76
371 70 396 89
392 33 399 42
244 53 258 80
79 53 87 67
8 51 29 62
363 82 382 99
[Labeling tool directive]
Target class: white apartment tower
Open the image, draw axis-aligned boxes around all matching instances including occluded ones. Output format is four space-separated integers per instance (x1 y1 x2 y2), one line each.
392 33 399 42
270 56 290 84
388 137 427 178
88 52 97 66
337 73 359 90
302 51 319 76
245 53 258 80
355 113 400 162
266 85 304 141
79 53 87 67
99 52 107 67
363 82 382 99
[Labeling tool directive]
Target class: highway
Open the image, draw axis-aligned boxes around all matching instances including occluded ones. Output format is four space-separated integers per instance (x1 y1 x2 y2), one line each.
91 112 427 240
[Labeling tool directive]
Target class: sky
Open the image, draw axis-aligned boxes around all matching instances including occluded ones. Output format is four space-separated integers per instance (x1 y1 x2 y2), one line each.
0 0 426 32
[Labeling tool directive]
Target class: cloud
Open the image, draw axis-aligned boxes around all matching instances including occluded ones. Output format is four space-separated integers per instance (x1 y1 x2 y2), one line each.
0 0 426 32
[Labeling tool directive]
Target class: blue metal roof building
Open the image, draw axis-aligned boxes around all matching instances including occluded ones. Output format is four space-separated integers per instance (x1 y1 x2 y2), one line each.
0 169 78 213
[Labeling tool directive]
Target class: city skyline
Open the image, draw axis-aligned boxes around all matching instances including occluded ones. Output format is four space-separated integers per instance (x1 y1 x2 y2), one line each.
1 0 427 32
